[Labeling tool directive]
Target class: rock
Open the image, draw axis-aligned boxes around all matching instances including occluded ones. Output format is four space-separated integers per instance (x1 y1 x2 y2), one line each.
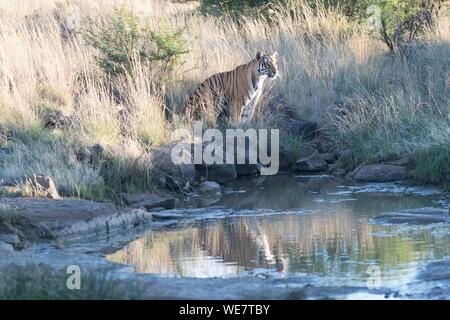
197 181 222 207
234 144 259 176
353 164 406 182
199 181 221 195
42 109 69 129
372 208 450 225
344 166 361 181
195 143 250 181
196 163 237 184
236 164 259 176
318 152 337 163
120 192 176 210
76 147 90 162
418 260 450 281
29 174 61 199
0 241 14 252
0 197 152 239
285 118 318 139
0 233 20 245
148 144 196 190
292 152 328 173
76 144 104 164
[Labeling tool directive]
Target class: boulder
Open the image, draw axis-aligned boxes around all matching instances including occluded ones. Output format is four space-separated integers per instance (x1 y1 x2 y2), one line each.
0 241 13 252
199 181 221 195
418 260 450 281
148 144 196 189
0 197 152 239
76 143 104 164
120 192 176 210
234 143 259 176
196 163 237 184
42 109 70 129
29 174 61 199
195 142 254 179
75 147 91 162
352 164 406 182
372 208 450 225
292 152 328 173
318 152 337 163
0 233 20 245
196 181 222 207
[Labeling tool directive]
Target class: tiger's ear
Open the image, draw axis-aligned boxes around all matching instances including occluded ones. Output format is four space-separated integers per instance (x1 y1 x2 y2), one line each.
256 51 264 60
271 52 278 59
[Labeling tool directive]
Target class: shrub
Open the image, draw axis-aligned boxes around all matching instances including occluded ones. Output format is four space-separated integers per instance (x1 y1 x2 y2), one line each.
82 6 189 78
365 0 443 52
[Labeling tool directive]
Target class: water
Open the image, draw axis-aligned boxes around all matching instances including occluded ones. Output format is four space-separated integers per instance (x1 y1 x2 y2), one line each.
107 174 450 290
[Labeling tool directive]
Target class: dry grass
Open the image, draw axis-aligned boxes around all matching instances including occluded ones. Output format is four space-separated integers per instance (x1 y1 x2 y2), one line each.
0 0 448 197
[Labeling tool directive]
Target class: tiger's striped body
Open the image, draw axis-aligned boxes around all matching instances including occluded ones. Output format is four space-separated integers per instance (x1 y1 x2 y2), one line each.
185 52 278 124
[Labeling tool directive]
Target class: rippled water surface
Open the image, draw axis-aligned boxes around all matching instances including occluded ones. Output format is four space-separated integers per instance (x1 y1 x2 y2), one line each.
107 175 449 289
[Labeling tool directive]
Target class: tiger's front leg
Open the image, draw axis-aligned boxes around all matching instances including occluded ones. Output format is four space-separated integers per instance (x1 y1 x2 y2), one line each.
240 89 263 123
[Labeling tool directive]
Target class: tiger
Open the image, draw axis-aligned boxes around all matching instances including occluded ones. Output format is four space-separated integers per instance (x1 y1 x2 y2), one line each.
185 51 278 125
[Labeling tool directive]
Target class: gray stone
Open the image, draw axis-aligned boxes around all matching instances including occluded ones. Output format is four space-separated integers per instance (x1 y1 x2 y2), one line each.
372 208 449 225
345 166 361 181
292 152 328 173
418 260 450 281
0 233 20 245
0 241 14 252
76 147 90 162
318 152 337 163
234 144 259 176
0 197 152 239
236 164 259 176
120 192 176 210
353 164 406 182
148 144 196 189
196 163 237 184
42 109 69 129
199 181 221 195
29 174 61 199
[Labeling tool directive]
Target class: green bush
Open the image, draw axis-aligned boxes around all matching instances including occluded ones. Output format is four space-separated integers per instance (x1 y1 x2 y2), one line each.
83 6 189 78
365 0 441 52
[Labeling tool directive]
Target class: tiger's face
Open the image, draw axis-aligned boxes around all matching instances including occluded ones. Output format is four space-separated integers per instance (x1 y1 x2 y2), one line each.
256 51 278 79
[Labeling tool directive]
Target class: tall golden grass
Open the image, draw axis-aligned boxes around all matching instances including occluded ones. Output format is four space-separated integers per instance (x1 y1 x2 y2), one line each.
0 0 448 196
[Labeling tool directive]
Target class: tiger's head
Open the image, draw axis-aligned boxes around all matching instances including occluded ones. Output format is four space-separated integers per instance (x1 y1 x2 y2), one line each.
256 51 278 79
